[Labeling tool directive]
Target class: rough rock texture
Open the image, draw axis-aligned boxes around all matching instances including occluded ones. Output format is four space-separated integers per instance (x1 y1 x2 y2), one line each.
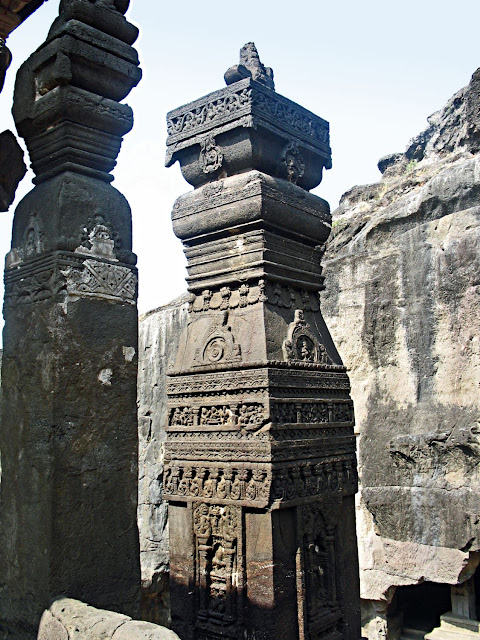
321 67 480 625
37 598 180 640
138 295 190 626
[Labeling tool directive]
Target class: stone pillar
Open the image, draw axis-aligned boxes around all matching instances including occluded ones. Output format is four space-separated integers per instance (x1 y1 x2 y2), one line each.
0 1 142 637
164 43 360 640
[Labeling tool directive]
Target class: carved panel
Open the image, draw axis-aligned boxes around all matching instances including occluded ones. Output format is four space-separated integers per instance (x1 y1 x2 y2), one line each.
163 458 357 506
199 135 223 174
298 502 344 640
193 312 242 367
63 259 137 304
193 503 242 635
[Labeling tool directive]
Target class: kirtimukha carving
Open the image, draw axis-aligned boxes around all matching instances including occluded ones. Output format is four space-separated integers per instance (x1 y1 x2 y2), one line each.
0 1 141 637
165 44 360 640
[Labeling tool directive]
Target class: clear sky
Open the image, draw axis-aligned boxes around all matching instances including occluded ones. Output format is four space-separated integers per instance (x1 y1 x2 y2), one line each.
0 0 479 343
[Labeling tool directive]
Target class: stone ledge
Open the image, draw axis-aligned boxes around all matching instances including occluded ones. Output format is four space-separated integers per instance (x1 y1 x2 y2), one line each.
37 598 180 640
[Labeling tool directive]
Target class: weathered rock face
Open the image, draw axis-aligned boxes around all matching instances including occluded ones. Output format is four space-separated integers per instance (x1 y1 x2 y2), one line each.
321 67 480 614
137 295 190 626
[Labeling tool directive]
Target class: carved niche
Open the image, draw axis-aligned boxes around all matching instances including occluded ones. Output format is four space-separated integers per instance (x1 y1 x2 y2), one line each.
194 311 242 366
281 140 305 184
283 309 331 364
299 501 343 640
199 135 224 174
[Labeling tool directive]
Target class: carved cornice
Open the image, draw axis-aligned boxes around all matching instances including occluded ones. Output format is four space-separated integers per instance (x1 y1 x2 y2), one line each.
166 78 330 160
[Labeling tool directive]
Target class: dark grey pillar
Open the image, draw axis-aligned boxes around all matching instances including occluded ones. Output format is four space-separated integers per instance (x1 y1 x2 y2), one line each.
0 1 142 637
164 43 360 640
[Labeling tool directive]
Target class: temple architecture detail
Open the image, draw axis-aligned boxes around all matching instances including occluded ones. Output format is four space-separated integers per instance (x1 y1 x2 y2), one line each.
164 44 360 640
0 1 141 637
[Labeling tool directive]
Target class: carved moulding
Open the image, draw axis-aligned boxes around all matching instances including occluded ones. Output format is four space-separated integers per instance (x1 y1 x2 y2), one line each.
3 250 137 308
188 280 321 314
163 457 357 508
166 367 352 398
169 402 267 429
167 400 353 428
283 309 331 364
62 259 137 304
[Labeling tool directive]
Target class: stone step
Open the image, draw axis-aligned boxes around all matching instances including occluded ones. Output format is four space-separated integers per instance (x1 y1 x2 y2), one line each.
400 626 426 640
425 614 480 640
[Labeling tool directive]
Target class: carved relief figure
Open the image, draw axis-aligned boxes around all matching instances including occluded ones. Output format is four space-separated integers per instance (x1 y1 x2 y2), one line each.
199 135 223 174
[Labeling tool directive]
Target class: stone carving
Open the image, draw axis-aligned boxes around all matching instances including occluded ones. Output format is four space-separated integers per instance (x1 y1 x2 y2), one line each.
165 48 358 640
188 280 321 313
164 459 357 507
281 140 305 184
224 42 274 90
194 312 242 366
193 503 240 631
170 407 195 427
63 260 137 304
283 309 331 364
199 135 223 174
298 503 344 638
76 218 117 261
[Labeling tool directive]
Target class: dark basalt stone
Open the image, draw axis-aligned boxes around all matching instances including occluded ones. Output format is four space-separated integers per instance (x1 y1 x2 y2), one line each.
165 74 331 191
0 1 141 636
164 44 360 640
0 130 26 211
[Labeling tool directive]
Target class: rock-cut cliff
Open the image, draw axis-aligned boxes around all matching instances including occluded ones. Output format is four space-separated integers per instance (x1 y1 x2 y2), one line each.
322 68 480 632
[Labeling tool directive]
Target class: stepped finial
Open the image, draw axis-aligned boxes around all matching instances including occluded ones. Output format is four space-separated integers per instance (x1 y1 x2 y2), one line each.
224 42 275 90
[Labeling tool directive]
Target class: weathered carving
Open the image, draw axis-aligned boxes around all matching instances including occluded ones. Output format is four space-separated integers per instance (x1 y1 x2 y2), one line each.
281 140 305 184
164 459 357 507
63 260 137 304
193 503 240 632
225 42 274 90
283 309 331 364
193 312 242 366
199 135 223 174
298 503 344 639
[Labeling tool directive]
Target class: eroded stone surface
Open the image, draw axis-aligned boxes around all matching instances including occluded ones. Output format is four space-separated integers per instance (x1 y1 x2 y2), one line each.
138 295 190 625
0 1 141 636
322 67 480 614
37 598 180 640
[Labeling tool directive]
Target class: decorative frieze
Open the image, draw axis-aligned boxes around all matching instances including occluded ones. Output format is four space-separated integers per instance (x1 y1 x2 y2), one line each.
163 458 357 507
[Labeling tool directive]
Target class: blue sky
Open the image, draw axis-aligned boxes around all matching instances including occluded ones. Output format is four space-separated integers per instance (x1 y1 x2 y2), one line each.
0 0 479 341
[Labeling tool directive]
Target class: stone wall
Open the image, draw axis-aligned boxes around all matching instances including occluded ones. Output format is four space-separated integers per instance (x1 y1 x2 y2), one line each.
137 295 189 625
321 68 480 635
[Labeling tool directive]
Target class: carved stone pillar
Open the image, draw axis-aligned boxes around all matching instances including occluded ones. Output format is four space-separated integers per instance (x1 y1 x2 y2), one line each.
164 44 360 640
0 1 141 637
